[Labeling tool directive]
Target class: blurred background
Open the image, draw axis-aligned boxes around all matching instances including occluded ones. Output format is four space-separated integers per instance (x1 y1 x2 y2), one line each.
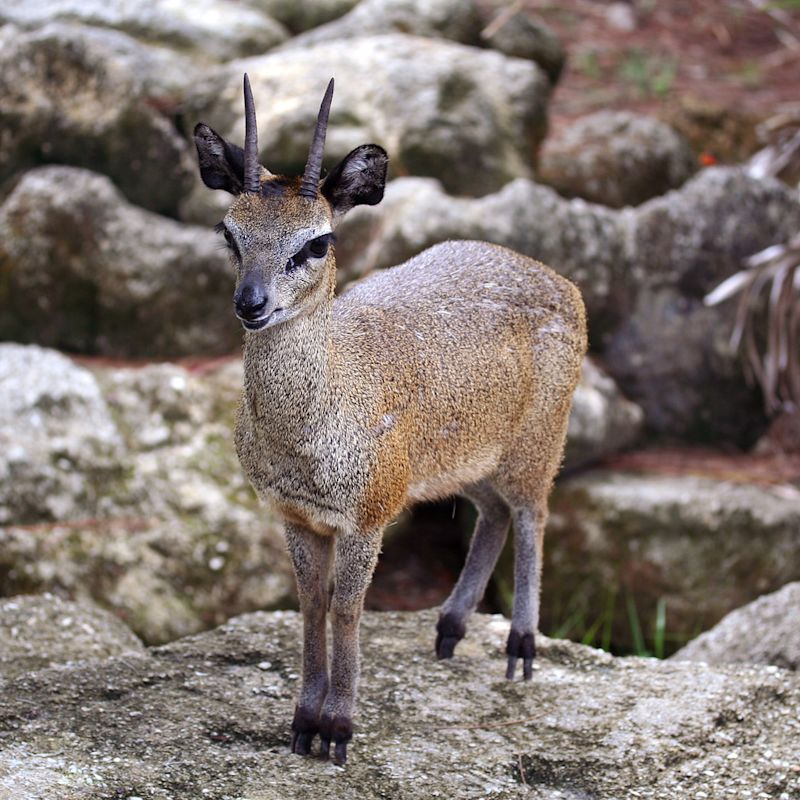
1 0 799 658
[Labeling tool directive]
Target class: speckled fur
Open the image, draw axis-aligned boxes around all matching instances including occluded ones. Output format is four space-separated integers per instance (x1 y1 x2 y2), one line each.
197 119 586 762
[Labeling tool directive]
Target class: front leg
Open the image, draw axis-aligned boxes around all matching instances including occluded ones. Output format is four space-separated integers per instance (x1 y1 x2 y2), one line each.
319 527 382 765
284 524 333 756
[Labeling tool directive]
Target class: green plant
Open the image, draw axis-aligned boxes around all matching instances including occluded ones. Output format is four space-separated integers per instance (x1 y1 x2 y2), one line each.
617 51 677 98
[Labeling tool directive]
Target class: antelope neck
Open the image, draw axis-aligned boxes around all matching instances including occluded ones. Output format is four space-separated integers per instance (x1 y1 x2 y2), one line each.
242 298 335 421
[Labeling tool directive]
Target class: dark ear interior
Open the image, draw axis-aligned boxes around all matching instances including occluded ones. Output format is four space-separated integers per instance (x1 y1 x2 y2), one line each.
193 123 245 194
322 145 388 217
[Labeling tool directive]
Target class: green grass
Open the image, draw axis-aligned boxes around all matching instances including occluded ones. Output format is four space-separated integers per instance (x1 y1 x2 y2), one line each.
543 588 685 658
617 50 678 98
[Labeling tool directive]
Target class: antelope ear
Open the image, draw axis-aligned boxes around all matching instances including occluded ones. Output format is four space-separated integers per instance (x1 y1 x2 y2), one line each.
193 123 245 194
322 144 388 218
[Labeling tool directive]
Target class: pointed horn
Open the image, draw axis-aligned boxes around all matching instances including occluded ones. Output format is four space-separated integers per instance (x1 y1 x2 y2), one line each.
243 73 261 194
299 78 334 199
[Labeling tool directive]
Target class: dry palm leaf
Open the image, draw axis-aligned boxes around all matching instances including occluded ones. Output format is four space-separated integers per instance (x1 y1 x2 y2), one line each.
705 233 800 414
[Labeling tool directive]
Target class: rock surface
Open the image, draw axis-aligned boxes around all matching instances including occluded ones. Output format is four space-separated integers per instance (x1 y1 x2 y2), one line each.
0 345 293 644
191 34 550 197
0 166 240 358
565 358 644 469
0 607 798 798
0 0 288 61
0 594 143 678
539 110 696 207
545 470 800 650
249 0 358 34
0 23 198 215
673 581 800 671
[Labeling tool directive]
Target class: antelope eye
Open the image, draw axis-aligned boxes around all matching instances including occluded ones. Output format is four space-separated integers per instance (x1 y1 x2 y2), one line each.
307 235 331 259
223 229 233 246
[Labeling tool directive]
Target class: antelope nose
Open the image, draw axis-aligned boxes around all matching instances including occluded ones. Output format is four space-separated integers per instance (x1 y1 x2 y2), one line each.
235 285 268 320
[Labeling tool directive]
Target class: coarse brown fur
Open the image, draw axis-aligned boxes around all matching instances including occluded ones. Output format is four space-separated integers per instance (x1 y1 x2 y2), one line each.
194 79 587 764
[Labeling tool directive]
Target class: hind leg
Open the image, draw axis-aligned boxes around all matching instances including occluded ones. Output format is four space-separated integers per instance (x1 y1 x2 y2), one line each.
436 481 510 659
505 502 547 680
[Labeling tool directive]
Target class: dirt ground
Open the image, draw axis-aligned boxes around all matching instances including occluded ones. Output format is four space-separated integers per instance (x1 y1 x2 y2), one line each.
520 0 800 145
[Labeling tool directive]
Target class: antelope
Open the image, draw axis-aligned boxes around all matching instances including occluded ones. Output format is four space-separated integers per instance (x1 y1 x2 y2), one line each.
194 75 587 765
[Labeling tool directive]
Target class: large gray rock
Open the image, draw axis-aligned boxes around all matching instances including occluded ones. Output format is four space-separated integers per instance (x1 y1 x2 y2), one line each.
0 166 240 358
0 344 125 525
0 594 143 678
0 346 293 644
191 34 551 197
606 167 800 444
281 0 484 51
544 471 800 652
246 0 358 34
0 23 199 215
672 581 800 670
281 0 564 83
0 608 797 798
0 0 288 61
539 111 696 207
565 358 644 469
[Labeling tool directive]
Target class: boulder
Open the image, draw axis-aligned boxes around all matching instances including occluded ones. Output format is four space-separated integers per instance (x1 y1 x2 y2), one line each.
565 358 644 469
0 346 294 644
0 594 143 678
0 344 125 525
606 167 800 444
0 23 199 215
0 607 797 798
281 0 565 84
0 0 288 62
190 34 551 196
672 581 800 670
543 470 800 652
480 7 565 83
0 166 240 358
280 0 485 51
246 0 358 34
539 111 696 207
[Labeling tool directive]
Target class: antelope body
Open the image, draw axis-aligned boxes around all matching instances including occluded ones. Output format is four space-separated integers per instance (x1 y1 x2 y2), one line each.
195 77 587 765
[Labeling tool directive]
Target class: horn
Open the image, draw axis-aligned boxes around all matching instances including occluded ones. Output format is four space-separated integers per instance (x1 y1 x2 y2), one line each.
243 73 260 194
299 78 334 199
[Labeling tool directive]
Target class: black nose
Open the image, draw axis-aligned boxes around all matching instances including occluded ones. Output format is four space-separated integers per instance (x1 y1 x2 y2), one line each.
235 284 268 320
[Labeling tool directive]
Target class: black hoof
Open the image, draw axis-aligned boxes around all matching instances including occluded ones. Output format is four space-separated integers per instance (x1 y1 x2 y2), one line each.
435 613 466 659
319 714 353 765
290 705 319 756
506 629 536 681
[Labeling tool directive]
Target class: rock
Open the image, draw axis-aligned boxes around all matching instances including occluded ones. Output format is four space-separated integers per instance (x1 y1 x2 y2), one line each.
0 0 288 62
191 34 550 196
0 346 294 644
606 167 800 444
672 581 800 670
282 0 565 84
0 608 798 798
544 471 800 652
0 23 199 215
0 594 142 678
0 166 241 358
664 98 760 165
539 111 696 208
565 358 644 469
281 0 485 52
480 7 565 83
247 0 358 34
0 344 125 525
